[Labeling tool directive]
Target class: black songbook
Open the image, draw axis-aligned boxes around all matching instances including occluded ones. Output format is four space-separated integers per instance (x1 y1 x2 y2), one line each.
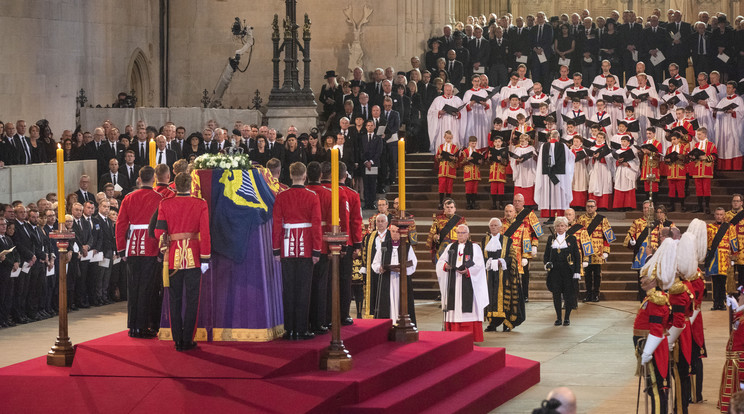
664 125 690 136
440 149 460 161
489 147 509 164
619 119 640 132
566 89 589 100
612 148 636 163
713 103 739 113
592 83 606 91
630 90 650 101
562 114 586 125
537 130 551 142
489 129 512 142
471 89 498 103
531 111 556 129
687 148 706 159
519 95 530 102
658 84 670 93
648 113 675 128
587 117 612 128
530 99 552 109
506 117 520 127
467 150 485 164
626 84 637 92
610 141 622 150
442 103 467 115
574 150 588 162
664 151 682 163
521 129 537 140
508 150 535 162
663 95 681 106
601 94 626 104
637 143 660 153
684 91 710 102
582 138 597 148
587 145 611 158
689 119 699 130
552 84 570 96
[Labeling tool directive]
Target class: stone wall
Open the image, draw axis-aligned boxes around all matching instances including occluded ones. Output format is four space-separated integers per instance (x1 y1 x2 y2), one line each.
0 160 97 205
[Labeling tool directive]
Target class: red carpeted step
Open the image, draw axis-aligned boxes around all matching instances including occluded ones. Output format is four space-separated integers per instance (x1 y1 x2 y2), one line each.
288 331 474 402
419 355 541 414
338 347 506 413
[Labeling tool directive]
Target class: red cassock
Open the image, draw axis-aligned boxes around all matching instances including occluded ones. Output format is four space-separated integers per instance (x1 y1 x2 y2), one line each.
338 184 363 250
154 195 211 269
116 186 164 257
633 292 670 379
720 307 744 412
669 281 694 364
272 185 322 258
155 183 176 199
307 183 334 254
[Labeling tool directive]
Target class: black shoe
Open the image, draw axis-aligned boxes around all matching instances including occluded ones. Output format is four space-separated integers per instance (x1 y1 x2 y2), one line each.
6 318 15 327
181 341 198 351
592 295 600 303
283 330 295 340
341 317 354 326
313 326 330 335
79 303 90 309
141 328 158 338
297 331 315 340
583 295 592 303
554 319 562 326
502 325 511 332
484 324 497 332
175 341 183 351
524 297 529 303
563 319 570 326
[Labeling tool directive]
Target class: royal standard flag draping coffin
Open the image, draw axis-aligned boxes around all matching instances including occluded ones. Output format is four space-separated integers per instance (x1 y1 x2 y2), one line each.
210 168 277 262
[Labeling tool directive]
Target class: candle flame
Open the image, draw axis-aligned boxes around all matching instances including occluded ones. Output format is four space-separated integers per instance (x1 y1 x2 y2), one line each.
58 143 61 149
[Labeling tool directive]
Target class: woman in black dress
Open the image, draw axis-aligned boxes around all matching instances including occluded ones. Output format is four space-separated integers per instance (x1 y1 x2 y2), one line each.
27 124 48 163
599 20 621 79
182 133 205 161
305 134 324 163
543 216 581 326
553 24 576 76
281 135 307 184
250 135 272 167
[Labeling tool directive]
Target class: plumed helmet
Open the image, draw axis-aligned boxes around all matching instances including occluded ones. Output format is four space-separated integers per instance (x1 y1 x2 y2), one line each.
686 218 708 263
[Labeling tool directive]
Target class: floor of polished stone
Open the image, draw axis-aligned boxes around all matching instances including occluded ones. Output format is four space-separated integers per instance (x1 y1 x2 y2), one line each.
0 300 724 413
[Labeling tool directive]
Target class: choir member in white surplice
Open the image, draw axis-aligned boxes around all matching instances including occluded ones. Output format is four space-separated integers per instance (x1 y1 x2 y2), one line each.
535 130 575 219
463 75 493 149
690 72 719 134
627 73 658 136
587 132 615 210
595 75 627 136
611 135 640 211
436 224 489 343
510 134 538 206
713 81 744 170
371 224 417 325
428 83 468 152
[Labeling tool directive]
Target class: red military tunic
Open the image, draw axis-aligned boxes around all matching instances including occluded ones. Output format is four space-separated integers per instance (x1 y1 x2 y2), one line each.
689 272 706 352
307 182 333 255
489 148 507 183
633 289 671 379
719 305 744 413
669 279 694 364
156 183 176 199
436 143 458 179
338 184 363 250
666 143 689 180
691 139 717 178
116 186 164 257
321 182 350 242
154 194 211 269
640 139 662 183
272 185 322 258
460 147 482 182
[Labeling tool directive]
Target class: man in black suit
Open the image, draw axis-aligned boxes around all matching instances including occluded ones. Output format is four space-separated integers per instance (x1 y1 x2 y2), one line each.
26 209 50 319
266 128 284 162
170 126 187 159
121 150 140 194
361 119 383 210
418 71 438 109
380 97 401 190
12 120 32 165
643 15 671 84
75 175 97 207
579 17 600 86
209 128 232 154
439 24 455 51
162 124 183 160
132 127 151 166
529 13 554 85
619 12 644 84
99 158 128 199
508 19 531 75
467 26 490 77
71 201 98 308
0 126 17 166
82 128 107 177
444 49 464 92
366 68 385 105
0 218 21 327
92 200 115 305
691 21 712 77
154 135 178 171
10 205 35 322
667 11 692 75
335 132 356 181
355 92 372 121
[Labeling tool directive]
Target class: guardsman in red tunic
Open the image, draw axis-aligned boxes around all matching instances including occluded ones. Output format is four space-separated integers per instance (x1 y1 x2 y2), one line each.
690 127 718 214
305 161 332 335
667 273 694 414
336 161 363 326
154 173 210 351
435 131 459 209
719 288 744 413
636 237 675 414
154 164 176 199
272 162 322 340
488 134 508 210
115 166 164 338
459 136 483 210
639 127 663 194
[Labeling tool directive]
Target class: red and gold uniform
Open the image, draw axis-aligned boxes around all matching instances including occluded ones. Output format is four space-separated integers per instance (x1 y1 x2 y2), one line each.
272 184 322 337
670 118 695 141
435 142 458 195
633 289 671 414
155 182 176 199
726 208 744 267
640 138 663 192
577 212 614 302
691 139 717 197
719 304 744 413
668 278 694 412
502 208 542 300
459 146 482 195
666 142 689 200
154 193 211 347
115 185 164 332
427 212 467 262
689 270 707 403
707 221 739 309
488 145 508 202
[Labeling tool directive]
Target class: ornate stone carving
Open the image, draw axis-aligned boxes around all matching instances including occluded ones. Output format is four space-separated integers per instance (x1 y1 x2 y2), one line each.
343 3 373 75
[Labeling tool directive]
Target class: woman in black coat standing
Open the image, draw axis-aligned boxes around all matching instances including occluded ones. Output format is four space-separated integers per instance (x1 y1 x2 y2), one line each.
543 216 581 326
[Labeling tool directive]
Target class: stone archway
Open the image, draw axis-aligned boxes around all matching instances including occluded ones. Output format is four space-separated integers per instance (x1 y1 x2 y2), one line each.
128 49 152 107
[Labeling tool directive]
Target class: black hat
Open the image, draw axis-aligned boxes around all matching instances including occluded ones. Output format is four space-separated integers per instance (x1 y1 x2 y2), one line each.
350 80 362 88
550 16 559 23
397 71 406 77
718 16 727 25
324 70 337 79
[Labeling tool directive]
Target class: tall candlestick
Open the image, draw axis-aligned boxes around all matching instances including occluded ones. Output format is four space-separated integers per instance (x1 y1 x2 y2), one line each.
331 148 339 226
149 139 156 167
56 144 65 230
398 139 405 212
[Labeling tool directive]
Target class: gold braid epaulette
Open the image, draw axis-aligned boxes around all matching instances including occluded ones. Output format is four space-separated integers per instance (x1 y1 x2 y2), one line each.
668 279 688 295
647 289 669 306
689 270 703 281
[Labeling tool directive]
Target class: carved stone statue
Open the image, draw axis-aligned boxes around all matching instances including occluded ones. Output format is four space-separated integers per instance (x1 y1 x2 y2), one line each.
343 3 373 76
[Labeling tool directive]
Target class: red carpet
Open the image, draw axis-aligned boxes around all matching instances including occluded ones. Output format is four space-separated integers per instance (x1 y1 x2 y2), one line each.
0 319 540 413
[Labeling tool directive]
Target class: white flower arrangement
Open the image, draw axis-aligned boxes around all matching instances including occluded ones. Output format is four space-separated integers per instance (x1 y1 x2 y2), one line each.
193 153 253 170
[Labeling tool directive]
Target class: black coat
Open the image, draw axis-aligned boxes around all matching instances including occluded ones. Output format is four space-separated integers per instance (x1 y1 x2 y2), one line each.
543 234 581 295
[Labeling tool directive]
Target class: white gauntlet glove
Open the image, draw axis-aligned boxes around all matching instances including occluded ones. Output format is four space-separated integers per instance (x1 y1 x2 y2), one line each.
359 267 366 275
531 246 537 256
201 263 209 274
485 258 493 271
573 273 581 280
629 238 636 246
667 326 683 352
521 258 529 267
582 261 589 268
602 253 609 260
641 334 663 365
496 258 507 271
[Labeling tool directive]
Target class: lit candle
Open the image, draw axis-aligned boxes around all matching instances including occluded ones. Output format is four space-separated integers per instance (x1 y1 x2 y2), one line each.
56 144 65 231
398 138 405 212
331 148 339 227
149 138 156 167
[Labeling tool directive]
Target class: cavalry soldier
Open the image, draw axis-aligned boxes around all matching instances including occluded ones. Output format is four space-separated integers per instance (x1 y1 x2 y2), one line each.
154 173 210 351
577 199 614 302
426 198 467 264
115 166 164 339
272 162 323 340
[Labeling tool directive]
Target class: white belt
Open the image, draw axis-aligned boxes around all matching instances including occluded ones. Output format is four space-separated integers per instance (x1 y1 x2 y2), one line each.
283 223 312 229
321 221 327 226
130 224 149 230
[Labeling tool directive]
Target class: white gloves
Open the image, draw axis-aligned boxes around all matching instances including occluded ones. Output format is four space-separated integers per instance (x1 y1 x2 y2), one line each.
728 295 739 310
496 258 507 271
359 267 366 275
641 334 663 365
667 326 683 352
486 258 493 271
602 253 609 260
531 246 537 256
582 262 589 268
573 273 581 280
629 238 636 246
690 309 700 324
521 258 528 267
201 263 209 274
